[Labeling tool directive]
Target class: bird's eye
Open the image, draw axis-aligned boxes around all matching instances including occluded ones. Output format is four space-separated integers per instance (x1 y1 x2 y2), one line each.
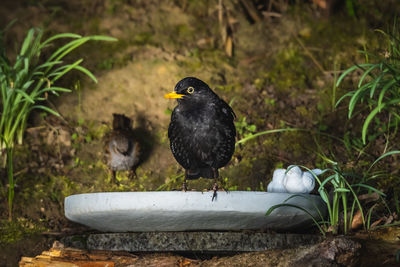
187 86 195 94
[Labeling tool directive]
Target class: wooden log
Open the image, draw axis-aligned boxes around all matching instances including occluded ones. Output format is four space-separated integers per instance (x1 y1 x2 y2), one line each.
19 247 116 267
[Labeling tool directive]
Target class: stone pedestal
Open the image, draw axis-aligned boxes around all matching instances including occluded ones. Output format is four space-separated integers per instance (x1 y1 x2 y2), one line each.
62 232 323 252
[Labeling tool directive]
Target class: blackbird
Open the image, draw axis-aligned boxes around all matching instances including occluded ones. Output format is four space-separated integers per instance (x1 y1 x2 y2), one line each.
164 77 236 200
105 113 140 184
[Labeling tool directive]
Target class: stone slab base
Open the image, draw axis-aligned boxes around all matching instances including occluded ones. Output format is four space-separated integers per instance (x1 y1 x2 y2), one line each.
62 232 323 252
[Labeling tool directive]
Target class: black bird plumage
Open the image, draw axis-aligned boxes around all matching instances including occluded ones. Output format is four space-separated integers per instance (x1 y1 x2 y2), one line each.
105 113 140 184
165 77 236 200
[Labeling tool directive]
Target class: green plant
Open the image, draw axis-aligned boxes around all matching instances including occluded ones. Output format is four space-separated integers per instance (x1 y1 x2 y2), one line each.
156 173 185 191
0 25 117 220
236 127 301 145
266 164 386 236
336 20 400 144
0 218 47 244
234 116 257 139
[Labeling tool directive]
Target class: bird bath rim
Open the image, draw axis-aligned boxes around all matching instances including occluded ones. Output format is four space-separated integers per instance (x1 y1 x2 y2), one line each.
64 191 327 232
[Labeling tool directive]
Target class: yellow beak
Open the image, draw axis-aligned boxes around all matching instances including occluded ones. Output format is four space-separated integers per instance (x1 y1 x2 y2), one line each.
164 92 185 99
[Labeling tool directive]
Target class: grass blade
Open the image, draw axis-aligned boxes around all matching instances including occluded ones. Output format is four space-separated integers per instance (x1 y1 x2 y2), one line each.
369 150 400 170
357 64 378 88
362 98 400 144
266 203 326 237
352 184 386 196
15 89 34 103
336 63 374 87
40 33 82 49
335 91 354 107
20 28 35 56
236 128 302 145
31 105 60 116
73 65 97 83
377 79 397 110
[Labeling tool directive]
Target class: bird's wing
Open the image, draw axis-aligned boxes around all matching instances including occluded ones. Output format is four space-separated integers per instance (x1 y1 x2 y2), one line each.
192 103 236 167
111 131 133 156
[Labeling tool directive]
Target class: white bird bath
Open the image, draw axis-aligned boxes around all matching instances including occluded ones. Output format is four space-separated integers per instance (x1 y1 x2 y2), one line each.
64 191 326 232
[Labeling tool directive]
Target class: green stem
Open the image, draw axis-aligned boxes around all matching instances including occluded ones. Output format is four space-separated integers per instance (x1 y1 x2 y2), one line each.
342 190 348 234
6 146 14 221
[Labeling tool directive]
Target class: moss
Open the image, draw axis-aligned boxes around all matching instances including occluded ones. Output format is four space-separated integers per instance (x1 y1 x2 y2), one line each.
265 44 308 92
133 32 155 45
0 218 47 245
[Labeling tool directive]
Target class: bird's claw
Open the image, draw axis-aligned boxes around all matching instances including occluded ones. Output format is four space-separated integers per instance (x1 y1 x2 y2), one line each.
182 181 187 192
212 182 218 201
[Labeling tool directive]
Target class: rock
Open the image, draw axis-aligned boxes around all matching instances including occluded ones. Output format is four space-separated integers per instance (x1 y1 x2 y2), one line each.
291 236 361 267
61 232 323 252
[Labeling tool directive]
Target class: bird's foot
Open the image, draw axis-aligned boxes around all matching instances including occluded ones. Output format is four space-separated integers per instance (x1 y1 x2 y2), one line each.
211 183 229 201
212 182 218 201
128 169 138 180
111 170 120 186
182 181 188 192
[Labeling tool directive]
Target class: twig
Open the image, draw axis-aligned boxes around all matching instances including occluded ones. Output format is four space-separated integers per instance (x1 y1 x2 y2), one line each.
294 34 325 73
14 167 28 177
239 0 263 23
262 11 282 18
46 99 71 127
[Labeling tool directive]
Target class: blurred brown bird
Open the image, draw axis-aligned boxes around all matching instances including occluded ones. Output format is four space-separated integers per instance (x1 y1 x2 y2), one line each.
105 113 140 184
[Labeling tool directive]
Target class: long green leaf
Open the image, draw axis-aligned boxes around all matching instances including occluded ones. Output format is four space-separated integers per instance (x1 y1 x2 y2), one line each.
35 60 63 70
31 105 60 116
377 79 397 110
348 83 372 118
342 191 348 233
26 29 43 60
362 99 400 144
22 80 34 90
73 65 97 83
318 188 330 204
336 64 374 87
46 38 89 66
87 35 118 42
335 91 355 107
358 64 379 88
352 184 386 196
319 174 336 188
15 89 34 103
370 150 400 170
40 33 82 49
38 86 72 94
20 28 35 56
266 203 326 237
362 103 384 144
334 188 350 193
336 65 359 86
282 194 327 221
236 128 302 145
50 59 83 83
343 179 366 229
369 73 384 98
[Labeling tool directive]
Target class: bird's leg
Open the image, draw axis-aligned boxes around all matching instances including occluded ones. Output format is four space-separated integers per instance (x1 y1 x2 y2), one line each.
128 167 138 180
111 170 120 186
212 179 218 201
212 168 218 201
182 171 188 192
